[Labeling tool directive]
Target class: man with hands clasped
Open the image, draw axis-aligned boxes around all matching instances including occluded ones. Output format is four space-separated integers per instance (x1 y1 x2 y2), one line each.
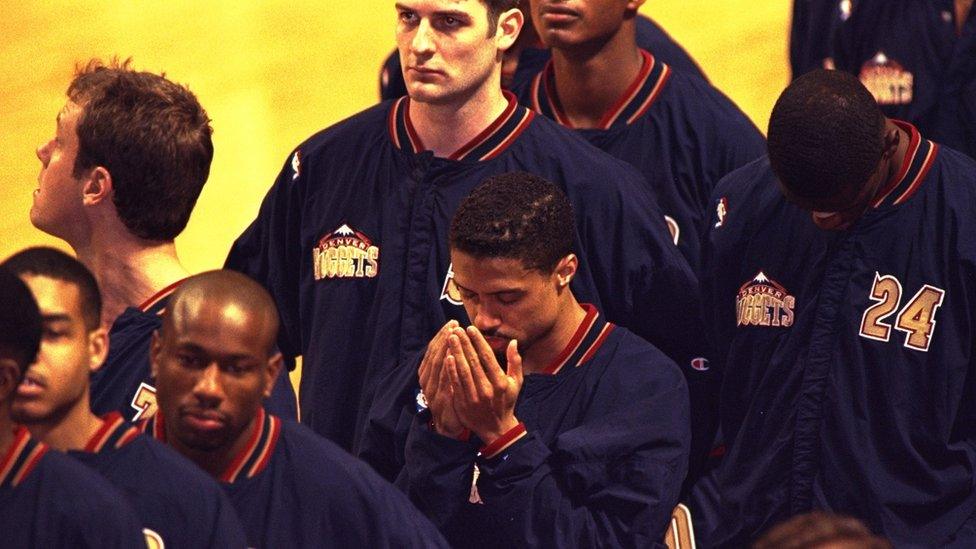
399 172 691 548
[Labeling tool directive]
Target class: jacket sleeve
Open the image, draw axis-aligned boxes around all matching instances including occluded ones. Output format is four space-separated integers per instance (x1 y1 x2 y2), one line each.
474 354 691 547
224 149 307 362
580 167 716 479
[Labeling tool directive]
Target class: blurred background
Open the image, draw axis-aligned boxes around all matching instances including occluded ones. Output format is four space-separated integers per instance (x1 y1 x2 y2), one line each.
0 0 789 271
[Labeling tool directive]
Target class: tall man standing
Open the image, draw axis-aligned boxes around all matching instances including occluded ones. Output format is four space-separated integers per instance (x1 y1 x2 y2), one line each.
228 0 707 459
30 59 295 422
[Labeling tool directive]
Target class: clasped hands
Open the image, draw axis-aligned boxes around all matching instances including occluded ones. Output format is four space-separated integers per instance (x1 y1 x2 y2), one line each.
418 320 523 444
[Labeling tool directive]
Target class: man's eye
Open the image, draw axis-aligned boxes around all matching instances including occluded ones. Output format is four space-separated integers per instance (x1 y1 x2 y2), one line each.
497 295 521 305
178 354 203 368
399 11 416 23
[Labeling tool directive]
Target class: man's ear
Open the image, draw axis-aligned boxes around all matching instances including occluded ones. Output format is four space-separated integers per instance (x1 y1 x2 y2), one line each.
0 358 21 402
81 166 113 207
263 353 284 399
554 253 579 289
626 0 647 14
87 327 109 374
881 124 901 161
496 7 524 53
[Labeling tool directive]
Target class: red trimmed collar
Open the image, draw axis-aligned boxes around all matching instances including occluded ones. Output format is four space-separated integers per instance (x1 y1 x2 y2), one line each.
530 49 672 130
0 426 48 488
138 277 189 315
541 304 615 376
84 412 140 454
871 121 939 209
143 408 281 484
388 91 535 161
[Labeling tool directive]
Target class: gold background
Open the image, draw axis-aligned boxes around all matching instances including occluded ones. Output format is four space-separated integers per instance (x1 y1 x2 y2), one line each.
0 1 788 391
0 1 788 269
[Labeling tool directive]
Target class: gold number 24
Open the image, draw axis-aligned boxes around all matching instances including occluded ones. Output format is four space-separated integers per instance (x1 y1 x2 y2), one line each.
859 272 945 352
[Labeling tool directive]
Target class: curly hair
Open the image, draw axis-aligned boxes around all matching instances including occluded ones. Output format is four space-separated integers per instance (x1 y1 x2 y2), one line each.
767 69 885 209
450 172 574 272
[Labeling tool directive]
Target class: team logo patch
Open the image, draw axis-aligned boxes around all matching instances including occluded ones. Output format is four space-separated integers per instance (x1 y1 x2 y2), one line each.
664 215 680 246
313 224 380 280
860 51 913 106
736 271 796 328
714 197 728 228
440 263 463 305
291 150 301 180
690 357 710 371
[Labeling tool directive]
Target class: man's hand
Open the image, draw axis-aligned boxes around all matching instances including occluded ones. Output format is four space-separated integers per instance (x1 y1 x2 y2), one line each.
445 326 523 443
418 320 466 439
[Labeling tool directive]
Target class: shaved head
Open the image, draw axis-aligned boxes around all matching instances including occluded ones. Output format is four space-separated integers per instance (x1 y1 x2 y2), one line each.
151 270 283 470
162 270 279 357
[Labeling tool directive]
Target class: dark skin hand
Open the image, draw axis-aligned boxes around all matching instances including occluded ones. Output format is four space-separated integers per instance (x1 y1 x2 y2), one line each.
445 326 523 444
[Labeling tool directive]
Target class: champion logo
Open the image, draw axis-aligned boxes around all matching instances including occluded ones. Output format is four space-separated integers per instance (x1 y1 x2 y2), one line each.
690 357 709 371
313 224 380 280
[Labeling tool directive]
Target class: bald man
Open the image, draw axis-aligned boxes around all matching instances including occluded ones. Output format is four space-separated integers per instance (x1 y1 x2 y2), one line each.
147 270 447 548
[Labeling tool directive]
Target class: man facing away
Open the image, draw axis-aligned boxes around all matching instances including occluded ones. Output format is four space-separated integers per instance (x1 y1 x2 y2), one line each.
227 0 706 467
3 247 248 548
394 172 691 547
0 268 146 548
31 59 294 423
692 69 976 547
147 270 448 548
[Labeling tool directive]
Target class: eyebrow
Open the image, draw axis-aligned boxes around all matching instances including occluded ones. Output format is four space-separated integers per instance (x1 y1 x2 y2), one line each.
454 281 523 296
394 3 470 18
176 342 254 362
42 313 72 324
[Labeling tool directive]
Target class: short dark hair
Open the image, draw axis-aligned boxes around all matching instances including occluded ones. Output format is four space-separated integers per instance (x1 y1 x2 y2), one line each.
767 69 885 208
450 172 574 272
67 58 214 241
484 0 520 35
0 268 43 374
754 511 891 549
2 247 102 331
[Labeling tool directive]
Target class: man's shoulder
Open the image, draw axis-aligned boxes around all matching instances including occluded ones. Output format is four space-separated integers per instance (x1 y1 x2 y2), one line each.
514 115 650 187
292 102 396 159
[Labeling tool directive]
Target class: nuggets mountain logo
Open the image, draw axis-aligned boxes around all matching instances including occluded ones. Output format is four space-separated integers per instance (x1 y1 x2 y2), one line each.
860 51 913 106
737 271 796 328
313 224 380 280
440 263 463 305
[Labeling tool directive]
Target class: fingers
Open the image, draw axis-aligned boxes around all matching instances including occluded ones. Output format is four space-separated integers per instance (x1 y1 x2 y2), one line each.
506 339 523 385
448 337 479 403
451 329 492 397
467 326 506 389
420 320 457 391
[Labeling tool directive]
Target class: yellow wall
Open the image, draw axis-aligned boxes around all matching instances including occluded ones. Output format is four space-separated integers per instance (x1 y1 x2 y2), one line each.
0 0 789 267
0 1 788 272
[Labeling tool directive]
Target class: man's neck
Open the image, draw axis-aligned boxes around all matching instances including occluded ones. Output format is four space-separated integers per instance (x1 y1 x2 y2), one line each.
73 232 189 329
0 407 14 455
521 299 588 375
880 121 913 189
549 26 643 129
167 411 260 479
409 78 510 158
26 398 103 452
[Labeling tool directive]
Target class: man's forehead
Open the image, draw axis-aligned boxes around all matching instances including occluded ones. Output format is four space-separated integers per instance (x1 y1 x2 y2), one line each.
397 0 486 13
21 275 82 321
